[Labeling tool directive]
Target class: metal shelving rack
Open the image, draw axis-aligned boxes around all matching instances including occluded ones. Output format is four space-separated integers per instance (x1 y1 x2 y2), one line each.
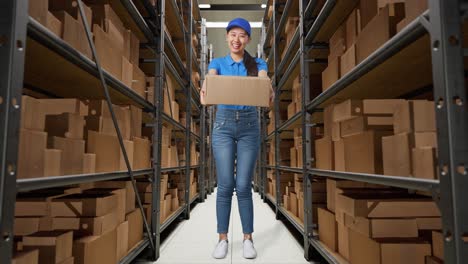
0 0 207 263
260 0 468 263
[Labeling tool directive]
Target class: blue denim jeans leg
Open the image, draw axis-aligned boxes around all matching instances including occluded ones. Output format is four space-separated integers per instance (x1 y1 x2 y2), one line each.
212 108 260 234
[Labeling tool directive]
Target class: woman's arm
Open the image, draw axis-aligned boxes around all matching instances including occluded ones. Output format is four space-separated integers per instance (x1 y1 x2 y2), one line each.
258 70 275 106
200 69 218 105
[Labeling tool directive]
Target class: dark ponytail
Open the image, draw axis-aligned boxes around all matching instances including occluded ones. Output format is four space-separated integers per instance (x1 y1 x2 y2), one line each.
244 51 258 76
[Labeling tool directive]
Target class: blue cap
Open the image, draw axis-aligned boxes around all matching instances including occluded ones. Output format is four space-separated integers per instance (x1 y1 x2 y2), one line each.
226 18 251 36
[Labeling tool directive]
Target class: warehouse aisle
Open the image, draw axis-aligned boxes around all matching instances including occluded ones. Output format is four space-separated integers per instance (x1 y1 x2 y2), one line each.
152 189 311 264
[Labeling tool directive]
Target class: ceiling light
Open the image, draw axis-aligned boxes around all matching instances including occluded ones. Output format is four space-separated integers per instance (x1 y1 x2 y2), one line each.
261 4 267 8
199 4 211 8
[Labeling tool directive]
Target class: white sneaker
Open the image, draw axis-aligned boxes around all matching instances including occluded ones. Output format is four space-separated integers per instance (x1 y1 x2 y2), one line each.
212 240 228 259
243 239 257 259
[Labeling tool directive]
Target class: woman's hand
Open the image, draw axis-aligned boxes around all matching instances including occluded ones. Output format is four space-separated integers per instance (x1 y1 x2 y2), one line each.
201 69 218 105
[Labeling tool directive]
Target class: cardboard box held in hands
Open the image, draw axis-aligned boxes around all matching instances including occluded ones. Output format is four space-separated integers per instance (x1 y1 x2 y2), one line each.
202 75 271 107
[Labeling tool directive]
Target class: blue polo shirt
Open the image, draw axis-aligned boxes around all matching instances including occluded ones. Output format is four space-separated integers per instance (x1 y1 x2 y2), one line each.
208 54 268 110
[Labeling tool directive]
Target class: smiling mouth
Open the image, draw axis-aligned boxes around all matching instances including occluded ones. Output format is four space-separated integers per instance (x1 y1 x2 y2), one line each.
232 43 241 49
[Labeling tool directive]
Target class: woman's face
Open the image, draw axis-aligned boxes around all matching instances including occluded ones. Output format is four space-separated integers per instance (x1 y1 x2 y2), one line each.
226 27 250 54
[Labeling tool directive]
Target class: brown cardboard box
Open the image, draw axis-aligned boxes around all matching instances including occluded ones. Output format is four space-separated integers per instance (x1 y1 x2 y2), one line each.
93 181 135 214
323 104 335 138
44 149 62 177
413 132 438 148
326 179 372 212
52 137 85 175
53 11 91 58
18 129 47 179
341 116 393 138
337 223 350 260
14 217 46 236
331 120 341 142
93 24 123 79
73 229 117 264
51 193 117 217
133 137 151 170
126 209 143 250
349 229 431 264
416 217 442 231
169 145 179 167
15 199 49 217
356 4 405 63
49 0 93 27
329 24 346 61
121 57 133 87
336 192 440 218
394 101 436 134
87 131 133 173
171 197 180 211
405 0 428 23
283 194 290 210
333 99 363 122
83 153 96 174
171 101 180 123
287 102 296 119
363 99 404 115
28 0 48 24
360 0 378 30
130 106 142 138
382 133 412 176
298 196 304 222
344 130 390 174
165 195 172 217
318 208 338 251
296 145 303 167
315 138 334 170
346 9 361 48
52 210 118 236
39 98 88 117
322 56 340 92
116 221 129 261
425 256 444 264
290 192 298 216
432 231 444 260
344 214 419 238
203 75 270 107
21 96 45 131
57 256 74 264
23 231 73 263
290 147 297 168
45 113 84 140
132 65 146 98
12 249 39 264
333 140 345 172
413 147 437 180
340 45 356 76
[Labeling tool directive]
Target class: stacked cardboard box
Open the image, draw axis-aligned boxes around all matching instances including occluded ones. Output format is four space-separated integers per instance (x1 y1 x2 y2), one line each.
18 96 92 179
281 16 300 60
137 174 172 224
190 170 198 200
30 2 145 96
282 175 326 225
322 2 408 92
316 99 438 179
327 188 441 263
85 100 151 172
14 183 140 263
268 139 294 166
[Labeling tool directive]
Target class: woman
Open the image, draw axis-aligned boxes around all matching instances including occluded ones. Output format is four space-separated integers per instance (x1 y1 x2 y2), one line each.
200 17 274 259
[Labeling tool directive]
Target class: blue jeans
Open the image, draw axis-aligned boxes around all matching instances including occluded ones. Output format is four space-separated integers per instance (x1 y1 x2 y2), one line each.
212 108 260 234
